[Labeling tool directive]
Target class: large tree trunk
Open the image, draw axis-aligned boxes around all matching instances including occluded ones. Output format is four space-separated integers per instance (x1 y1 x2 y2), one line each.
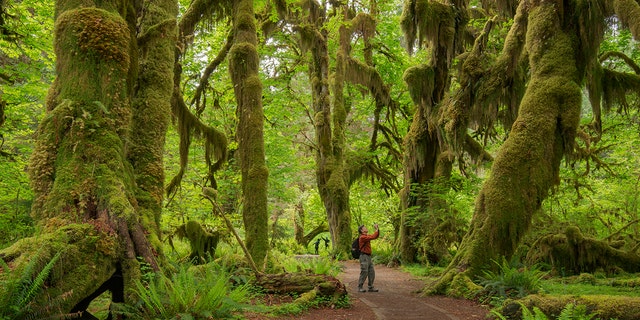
129 0 178 257
230 0 269 268
0 0 177 317
432 1 583 293
399 0 466 263
295 2 353 256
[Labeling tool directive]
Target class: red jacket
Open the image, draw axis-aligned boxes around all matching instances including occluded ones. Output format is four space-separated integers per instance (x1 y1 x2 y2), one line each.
358 230 379 255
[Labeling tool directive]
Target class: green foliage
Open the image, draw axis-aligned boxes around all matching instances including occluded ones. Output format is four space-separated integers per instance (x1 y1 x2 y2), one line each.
542 274 640 297
478 257 547 305
404 173 481 264
255 290 351 317
279 255 341 277
492 302 595 320
0 0 53 250
126 263 252 319
491 303 549 320
0 250 67 319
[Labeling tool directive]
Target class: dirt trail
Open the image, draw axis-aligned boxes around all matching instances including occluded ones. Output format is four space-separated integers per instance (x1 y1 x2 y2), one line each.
246 259 490 320
336 260 489 320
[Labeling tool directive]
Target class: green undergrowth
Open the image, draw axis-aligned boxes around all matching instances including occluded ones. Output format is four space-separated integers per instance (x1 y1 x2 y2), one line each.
541 274 640 297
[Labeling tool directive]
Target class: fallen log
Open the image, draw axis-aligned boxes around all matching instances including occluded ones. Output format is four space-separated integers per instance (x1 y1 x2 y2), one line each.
254 272 347 297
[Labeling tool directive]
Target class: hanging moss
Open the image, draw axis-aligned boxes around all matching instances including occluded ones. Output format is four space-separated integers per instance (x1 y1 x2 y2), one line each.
403 64 435 107
526 227 640 274
401 0 453 54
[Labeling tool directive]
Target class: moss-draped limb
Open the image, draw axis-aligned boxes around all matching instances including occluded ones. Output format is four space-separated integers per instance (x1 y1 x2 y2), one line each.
526 226 640 274
343 57 404 185
441 17 495 158
167 0 230 201
190 30 234 113
431 0 583 293
230 0 269 268
400 0 455 55
475 0 529 133
613 0 640 40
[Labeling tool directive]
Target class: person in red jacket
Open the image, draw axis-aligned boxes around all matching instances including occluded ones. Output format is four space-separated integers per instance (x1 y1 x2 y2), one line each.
357 223 379 292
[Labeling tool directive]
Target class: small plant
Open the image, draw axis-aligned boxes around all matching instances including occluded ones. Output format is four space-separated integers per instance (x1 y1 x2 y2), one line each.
491 303 548 320
477 257 547 305
491 302 595 320
557 303 595 320
0 249 75 319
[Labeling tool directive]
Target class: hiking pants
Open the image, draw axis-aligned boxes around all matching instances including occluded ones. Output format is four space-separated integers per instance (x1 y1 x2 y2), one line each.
358 253 375 288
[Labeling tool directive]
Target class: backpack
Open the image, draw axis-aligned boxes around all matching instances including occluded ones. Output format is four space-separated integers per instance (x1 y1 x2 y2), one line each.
351 237 362 259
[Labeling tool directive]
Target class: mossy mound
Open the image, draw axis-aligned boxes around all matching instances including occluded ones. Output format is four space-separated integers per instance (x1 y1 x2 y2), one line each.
501 294 640 320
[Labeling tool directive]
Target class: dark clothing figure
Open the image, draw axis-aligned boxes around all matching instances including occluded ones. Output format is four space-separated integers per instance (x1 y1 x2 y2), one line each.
357 224 379 292
322 237 330 250
314 238 321 255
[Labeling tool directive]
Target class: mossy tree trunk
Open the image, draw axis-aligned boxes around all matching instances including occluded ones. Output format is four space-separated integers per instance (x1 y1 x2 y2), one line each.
0 0 177 317
321 8 353 256
398 0 467 263
229 0 269 269
284 1 353 256
129 0 178 254
432 0 586 293
272 1 403 257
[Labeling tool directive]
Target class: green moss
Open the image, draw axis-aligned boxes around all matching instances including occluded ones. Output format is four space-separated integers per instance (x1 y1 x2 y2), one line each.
447 272 482 299
0 222 118 312
403 64 435 106
176 221 220 264
613 0 640 39
506 294 640 320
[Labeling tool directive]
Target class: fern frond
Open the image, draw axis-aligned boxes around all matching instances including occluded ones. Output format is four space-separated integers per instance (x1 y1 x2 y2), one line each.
19 251 61 309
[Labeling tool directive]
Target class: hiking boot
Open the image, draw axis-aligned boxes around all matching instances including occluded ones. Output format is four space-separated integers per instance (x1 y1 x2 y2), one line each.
358 287 367 293
368 287 379 292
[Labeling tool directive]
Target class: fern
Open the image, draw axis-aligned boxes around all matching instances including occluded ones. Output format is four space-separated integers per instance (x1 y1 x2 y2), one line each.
131 263 251 318
492 302 597 320
0 249 63 319
521 305 550 320
557 303 595 320
478 256 547 302
20 251 61 308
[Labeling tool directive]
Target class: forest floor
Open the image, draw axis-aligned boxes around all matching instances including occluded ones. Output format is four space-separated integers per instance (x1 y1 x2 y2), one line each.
246 260 492 320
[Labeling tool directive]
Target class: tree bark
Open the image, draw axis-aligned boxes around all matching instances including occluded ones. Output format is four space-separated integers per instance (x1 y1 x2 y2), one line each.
230 0 269 269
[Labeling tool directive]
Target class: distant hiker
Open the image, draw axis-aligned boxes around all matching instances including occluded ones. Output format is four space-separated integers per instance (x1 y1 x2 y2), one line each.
322 237 330 250
314 238 321 255
357 223 380 292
